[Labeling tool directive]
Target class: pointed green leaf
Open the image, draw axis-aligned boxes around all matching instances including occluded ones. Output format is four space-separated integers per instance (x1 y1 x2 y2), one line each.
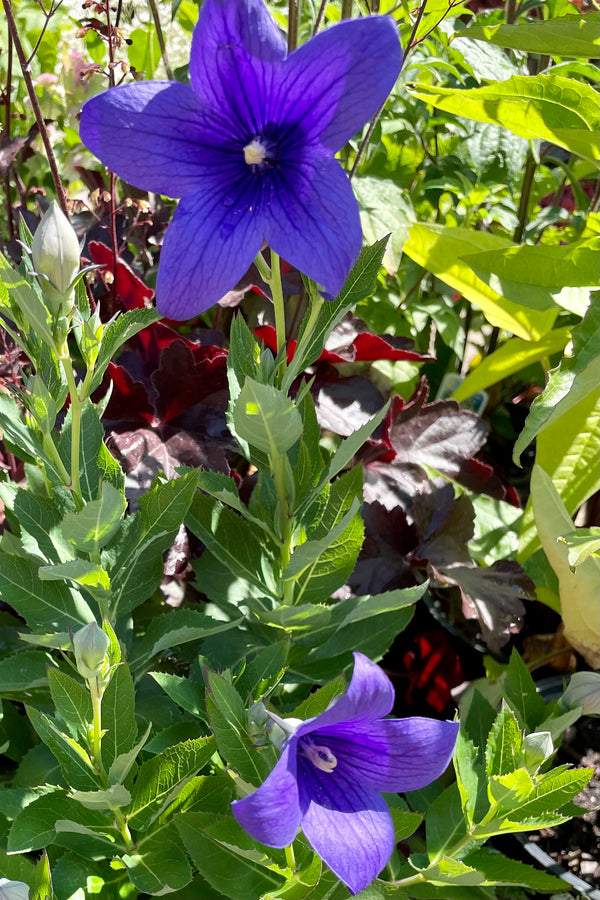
459 15 600 59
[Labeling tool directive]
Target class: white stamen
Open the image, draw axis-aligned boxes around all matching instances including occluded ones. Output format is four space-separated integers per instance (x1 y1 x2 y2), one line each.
244 139 267 166
300 741 337 773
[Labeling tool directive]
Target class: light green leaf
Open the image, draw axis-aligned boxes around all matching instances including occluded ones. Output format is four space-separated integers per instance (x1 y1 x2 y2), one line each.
206 671 275 786
559 527 600 570
463 848 565 891
89 307 160 393
402 223 558 340
417 857 485 886
107 721 152 786
69 783 131 810
127 25 160 77
458 14 600 59
60 481 126 553
47 668 92 741
406 74 600 163
488 768 535 812
38 558 110 596
485 705 522 777
529 465 600 668
26 706 98 791
101 664 138 772
452 327 571 402
232 378 303 458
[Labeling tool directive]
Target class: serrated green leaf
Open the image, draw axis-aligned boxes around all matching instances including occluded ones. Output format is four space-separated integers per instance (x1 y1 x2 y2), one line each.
418 857 485 886
59 400 106 502
89 307 160 393
0 482 74 564
175 811 285 898
463 847 565 891
0 650 54 698
150 671 207 720
426 782 468 863
69 783 131 809
516 767 594 818
127 736 215 830
281 238 388 392
27 706 98 791
488 768 535 813
7 790 110 853
502 650 547 731
485 705 522 777
129 607 243 672
206 670 276 785
47 668 92 741
101 664 137 772
123 820 192 894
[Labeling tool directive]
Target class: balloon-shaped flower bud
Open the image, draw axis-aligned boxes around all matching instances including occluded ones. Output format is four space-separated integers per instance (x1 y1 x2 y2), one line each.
559 672 600 716
0 878 30 900
31 200 80 312
73 622 110 681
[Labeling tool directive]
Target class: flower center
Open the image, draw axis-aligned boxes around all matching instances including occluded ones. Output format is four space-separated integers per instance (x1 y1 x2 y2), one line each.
243 138 267 167
299 739 337 773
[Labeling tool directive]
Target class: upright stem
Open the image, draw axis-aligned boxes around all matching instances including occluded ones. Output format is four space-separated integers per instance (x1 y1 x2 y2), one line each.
284 844 296 871
341 0 353 19
60 355 83 508
270 251 287 357
148 0 174 79
90 678 106 776
1 0 69 216
272 452 294 605
288 0 299 51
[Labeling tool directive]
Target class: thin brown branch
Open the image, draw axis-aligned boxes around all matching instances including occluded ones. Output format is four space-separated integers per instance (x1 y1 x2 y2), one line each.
147 0 174 80
1 0 69 216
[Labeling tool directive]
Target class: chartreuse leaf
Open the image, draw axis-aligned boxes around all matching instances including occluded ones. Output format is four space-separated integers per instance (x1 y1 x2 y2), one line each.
406 75 600 163
402 223 558 340
127 736 215 831
101 664 138 772
129 607 243 672
459 14 600 58
415 857 485 886
123 822 192 895
452 327 571 402
462 238 599 314
38 559 110 600
206 670 276 786
282 237 388 392
354 176 414 275
60 481 126 553
514 299 599 463
529 466 600 668
488 768 534 813
0 251 54 345
7 790 114 854
175 811 285 898
559 527 600 570
128 24 160 76
289 676 345 721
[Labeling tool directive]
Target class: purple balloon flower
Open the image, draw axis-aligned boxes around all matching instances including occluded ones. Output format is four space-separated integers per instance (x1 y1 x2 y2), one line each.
79 0 401 320
232 652 459 895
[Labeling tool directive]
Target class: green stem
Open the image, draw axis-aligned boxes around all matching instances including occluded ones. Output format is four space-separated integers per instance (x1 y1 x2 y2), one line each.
61 356 83 508
90 678 106 777
113 808 135 851
284 843 296 871
272 452 294 605
42 431 72 486
269 251 286 358
393 873 426 888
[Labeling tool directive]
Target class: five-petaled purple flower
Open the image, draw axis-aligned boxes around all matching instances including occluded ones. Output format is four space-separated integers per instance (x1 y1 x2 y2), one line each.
232 652 459 894
79 0 401 320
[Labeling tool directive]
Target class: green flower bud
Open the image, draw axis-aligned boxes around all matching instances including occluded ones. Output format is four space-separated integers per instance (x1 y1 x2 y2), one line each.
31 200 80 311
0 878 30 900
559 672 600 716
73 622 110 681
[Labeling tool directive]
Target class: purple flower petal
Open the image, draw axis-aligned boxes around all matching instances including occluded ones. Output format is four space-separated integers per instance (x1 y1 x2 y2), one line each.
79 82 233 197
297 654 394 739
298 757 395 894
266 156 361 298
155 187 265 319
277 17 402 153
231 739 302 847
190 0 285 130
319 718 460 793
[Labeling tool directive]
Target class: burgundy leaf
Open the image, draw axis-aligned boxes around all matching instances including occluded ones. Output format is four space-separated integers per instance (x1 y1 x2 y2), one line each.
431 560 535 651
89 240 153 310
314 375 385 436
101 362 155 425
152 340 228 423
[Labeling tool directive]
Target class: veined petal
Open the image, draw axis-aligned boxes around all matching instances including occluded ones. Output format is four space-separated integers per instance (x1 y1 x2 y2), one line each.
190 0 285 134
266 156 361 299
232 740 302 847
298 759 395 895
275 17 402 154
319 718 459 793
297 654 394 740
155 184 265 319
80 82 239 197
